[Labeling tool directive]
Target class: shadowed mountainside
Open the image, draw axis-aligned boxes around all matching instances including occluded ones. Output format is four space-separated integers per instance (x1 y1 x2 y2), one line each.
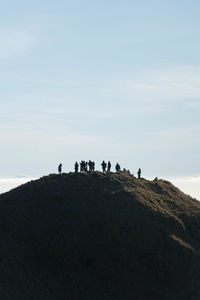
0 171 200 299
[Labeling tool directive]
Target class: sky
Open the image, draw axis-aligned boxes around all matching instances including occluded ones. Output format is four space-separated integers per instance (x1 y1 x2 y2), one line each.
0 0 200 197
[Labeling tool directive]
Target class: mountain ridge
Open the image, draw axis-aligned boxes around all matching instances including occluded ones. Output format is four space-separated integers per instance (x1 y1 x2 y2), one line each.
0 171 199 299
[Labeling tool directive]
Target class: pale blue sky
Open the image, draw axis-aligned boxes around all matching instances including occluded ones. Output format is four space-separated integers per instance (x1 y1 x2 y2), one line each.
1 0 200 177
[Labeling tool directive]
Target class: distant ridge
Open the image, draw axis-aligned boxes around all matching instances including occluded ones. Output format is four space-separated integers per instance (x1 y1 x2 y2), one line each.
0 171 200 300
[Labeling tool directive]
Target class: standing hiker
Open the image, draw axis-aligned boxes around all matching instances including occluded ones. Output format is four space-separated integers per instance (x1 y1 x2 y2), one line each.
107 161 111 172
92 161 95 172
74 161 79 173
101 160 107 173
58 163 62 174
137 168 141 179
88 160 93 172
115 163 120 172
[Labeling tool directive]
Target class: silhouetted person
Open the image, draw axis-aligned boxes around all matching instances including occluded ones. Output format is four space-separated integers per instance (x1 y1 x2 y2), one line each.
80 161 84 172
84 161 88 172
107 161 111 172
101 160 107 173
137 168 141 179
115 163 120 172
92 161 95 172
74 161 79 173
58 163 62 174
88 160 93 172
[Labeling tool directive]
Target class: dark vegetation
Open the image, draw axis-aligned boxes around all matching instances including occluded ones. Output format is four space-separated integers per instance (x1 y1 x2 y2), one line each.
0 171 200 299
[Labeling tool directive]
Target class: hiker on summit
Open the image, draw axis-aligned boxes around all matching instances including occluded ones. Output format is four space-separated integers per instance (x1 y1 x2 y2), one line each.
80 161 85 172
115 163 120 172
58 163 62 174
101 160 107 173
107 161 111 172
92 161 95 172
84 161 88 172
88 160 93 172
74 162 79 173
137 168 141 179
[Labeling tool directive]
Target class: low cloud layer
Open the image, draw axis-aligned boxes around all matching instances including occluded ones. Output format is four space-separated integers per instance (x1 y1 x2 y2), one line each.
0 177 37 194
168 176 200 200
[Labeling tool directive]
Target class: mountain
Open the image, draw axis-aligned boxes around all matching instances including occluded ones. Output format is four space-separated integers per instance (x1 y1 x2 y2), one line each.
0 171 200 300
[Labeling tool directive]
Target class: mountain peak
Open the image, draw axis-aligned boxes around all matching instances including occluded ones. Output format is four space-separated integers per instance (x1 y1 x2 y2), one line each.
0 171 200 300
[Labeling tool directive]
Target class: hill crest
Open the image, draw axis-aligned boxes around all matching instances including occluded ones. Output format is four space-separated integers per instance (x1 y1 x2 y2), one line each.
0 171 200 300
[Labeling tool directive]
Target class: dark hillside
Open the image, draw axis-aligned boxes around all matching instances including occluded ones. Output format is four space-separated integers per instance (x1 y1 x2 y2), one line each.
0 172 200 299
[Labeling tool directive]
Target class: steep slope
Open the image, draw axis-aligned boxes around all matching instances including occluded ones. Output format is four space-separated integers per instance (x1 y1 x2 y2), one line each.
0 172 199 300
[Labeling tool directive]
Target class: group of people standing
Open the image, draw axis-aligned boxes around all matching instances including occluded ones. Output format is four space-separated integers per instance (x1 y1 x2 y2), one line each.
74 160 114 173
58 162 142 178
101 161 111 173
76 160 95 173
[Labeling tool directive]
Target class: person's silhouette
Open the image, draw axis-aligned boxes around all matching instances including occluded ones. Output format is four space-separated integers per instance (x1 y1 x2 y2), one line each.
137 168 141 179
58 163 62 174
74 162 79 173
107 161 111 172
101 161 107 173
115 163 120 172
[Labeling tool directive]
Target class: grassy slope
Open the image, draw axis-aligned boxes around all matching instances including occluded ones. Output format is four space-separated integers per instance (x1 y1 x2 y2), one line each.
0 172 199 300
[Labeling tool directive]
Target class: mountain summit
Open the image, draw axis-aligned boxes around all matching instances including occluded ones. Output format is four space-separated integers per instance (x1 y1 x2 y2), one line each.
0 172 200 300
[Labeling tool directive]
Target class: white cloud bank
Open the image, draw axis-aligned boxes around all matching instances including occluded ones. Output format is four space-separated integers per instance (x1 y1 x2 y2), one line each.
0 177 37 194
0 175 199 201
168 176 200 200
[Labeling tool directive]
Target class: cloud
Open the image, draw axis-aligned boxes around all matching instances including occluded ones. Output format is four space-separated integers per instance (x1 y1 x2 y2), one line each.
2 63 200 117
0 127 106 147
0 29 36 58
168 175 200 200
115 65 200 102
147 125 200 151
0 177 37 194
